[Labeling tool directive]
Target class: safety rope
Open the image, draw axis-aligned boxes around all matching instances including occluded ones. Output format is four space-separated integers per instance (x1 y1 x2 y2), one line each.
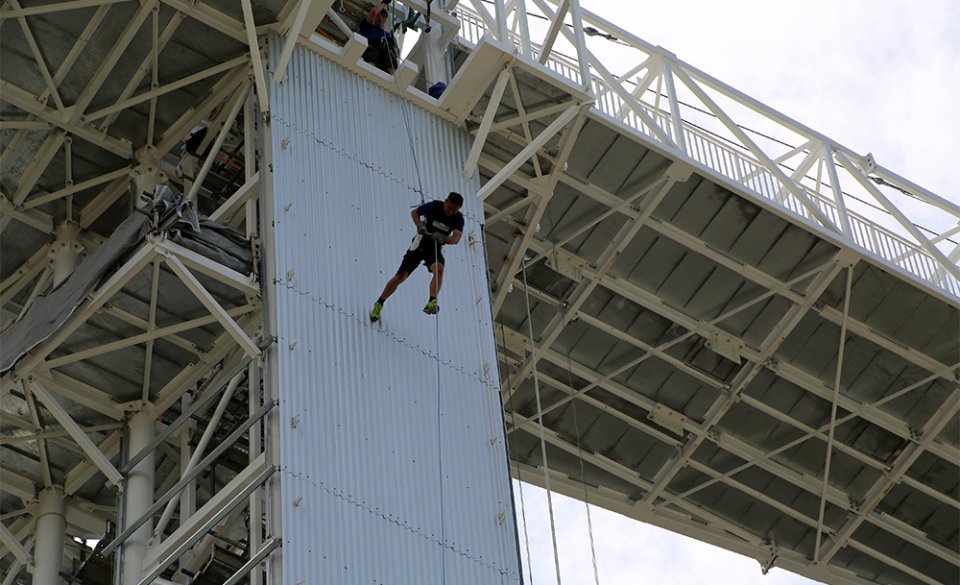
385 5 426 204
468 229 514 583
381 7 444 578
520 260 563 585
565 353 601 585
434 245 446 584
497 315 536 585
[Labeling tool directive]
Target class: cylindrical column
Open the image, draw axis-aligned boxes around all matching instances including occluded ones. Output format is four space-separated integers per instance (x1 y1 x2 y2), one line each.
122 410 156 585
32 486 66 585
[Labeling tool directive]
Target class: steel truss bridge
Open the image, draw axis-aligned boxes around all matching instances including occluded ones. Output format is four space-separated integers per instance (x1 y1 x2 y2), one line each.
1 0 957 584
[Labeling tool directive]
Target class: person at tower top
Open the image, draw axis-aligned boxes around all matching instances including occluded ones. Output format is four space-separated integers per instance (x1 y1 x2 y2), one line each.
359 0 399 75
369 192 465 322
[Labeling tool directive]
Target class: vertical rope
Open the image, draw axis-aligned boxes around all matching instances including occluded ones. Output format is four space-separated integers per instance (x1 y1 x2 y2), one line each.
497 316 535 585
386 6 426 204
434 236 446 584
520 261 563 585
468 231 514 583
565 354 601 585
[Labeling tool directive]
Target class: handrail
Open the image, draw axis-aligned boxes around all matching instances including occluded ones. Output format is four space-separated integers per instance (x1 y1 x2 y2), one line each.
452 5 960 299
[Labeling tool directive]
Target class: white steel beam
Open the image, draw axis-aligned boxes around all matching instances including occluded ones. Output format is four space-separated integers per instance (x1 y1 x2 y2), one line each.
210 172 261 223
157 239 258 296
7 0 64 110
0 243 156 393
26 380 124 486
671 67 839 233
0 195 54 234
164 255 260 357
102 400 274 560
0 522 31 566
67 0 156 129
0 471 35 503
502 338 958 569
141 260 161 402
464 68 512 177
493 159 955 380
477 101 581 201
21 167 130 211
99 304 200 355
84 56 249 123
39 303 257 370
0 244 50 307
62 432 119 495
0 0 128 18
814 266 854 562
819 387 960 564
155 65 248 156
490 105 589 315
9 131 67 210
152 373 243 540
141 454 272 579
0 423 120 445
99 10 188 133
22 389 52 487
185 81 250 204
487 101 575 134
511 225 956 461
654 256 847 505
240 0 269 116
508 169 682 391
273 0 318 83
537 0 569 63
0 81 132 157
835 150 960 282
151 315 260 414
79 177 130 229
158 0 247 43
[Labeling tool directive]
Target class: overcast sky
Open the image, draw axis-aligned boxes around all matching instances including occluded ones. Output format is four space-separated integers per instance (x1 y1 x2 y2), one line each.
510 1 957 584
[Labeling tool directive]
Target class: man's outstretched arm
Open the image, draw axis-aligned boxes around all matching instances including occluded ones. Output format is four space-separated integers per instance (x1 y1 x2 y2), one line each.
410 208 425 232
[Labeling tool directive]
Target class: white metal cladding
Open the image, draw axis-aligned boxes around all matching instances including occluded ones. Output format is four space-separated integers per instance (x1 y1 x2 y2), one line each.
268 41 522 585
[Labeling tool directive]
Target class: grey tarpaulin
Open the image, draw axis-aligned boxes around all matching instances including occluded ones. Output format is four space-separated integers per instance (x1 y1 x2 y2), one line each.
169 218 253 275
1 186 254 374
1 213 150 373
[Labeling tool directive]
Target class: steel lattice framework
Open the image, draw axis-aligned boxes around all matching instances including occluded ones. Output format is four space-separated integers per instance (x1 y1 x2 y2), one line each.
1 1 957 584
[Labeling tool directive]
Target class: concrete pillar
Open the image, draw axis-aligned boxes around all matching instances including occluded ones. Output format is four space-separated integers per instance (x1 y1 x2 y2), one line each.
32 486 66 585
48 221 85 288
122 410 156 585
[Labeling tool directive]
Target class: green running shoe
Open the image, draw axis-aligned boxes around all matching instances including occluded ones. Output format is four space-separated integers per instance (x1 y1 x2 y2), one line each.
369 301 383 322
422 298 439 315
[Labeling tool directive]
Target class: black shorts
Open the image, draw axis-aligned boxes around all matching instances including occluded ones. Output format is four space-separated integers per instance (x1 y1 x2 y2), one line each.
397 234 445 275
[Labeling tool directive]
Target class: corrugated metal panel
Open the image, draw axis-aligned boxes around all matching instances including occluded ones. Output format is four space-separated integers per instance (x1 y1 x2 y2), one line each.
268 39 521 585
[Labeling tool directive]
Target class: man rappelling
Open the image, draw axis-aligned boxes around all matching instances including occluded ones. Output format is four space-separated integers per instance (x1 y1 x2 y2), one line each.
370 192 464 322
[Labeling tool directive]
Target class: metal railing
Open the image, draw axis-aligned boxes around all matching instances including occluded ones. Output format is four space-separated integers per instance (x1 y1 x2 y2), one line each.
454 6 959 298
